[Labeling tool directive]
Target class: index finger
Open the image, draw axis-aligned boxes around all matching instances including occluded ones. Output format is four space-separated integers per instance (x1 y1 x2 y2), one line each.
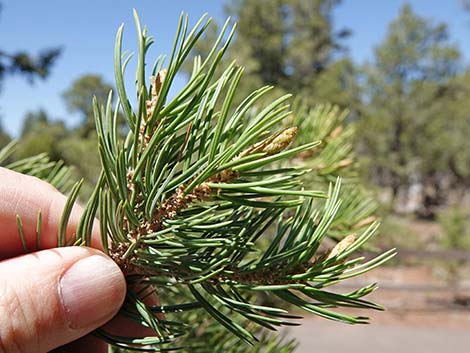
0 167 101 260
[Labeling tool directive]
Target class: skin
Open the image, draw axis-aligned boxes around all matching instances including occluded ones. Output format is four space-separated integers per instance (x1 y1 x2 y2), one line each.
0 167 134 353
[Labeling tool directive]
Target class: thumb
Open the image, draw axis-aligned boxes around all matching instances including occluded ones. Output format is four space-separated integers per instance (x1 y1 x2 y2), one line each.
0 247 126 353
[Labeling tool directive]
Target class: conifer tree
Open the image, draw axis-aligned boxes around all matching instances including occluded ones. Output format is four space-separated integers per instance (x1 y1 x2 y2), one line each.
358 4 463 215
4 12 393 352
183 0 359 110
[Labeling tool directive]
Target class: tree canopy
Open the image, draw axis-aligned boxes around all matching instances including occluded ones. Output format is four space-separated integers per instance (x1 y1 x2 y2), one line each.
62 74 114 137
357 4 467 216
186 0 358 109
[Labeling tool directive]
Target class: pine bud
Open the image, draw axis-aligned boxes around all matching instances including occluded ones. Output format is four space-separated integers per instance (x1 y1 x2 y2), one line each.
150 69 167 98
238 127 298 158
262 127 298 155
326 233 357 260
146 69 167 121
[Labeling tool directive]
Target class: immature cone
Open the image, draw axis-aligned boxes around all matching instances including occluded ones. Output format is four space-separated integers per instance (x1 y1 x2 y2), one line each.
263 127 298 155
139 70 168 149
240 127 298 158
146 69 167 120
326 233 357 260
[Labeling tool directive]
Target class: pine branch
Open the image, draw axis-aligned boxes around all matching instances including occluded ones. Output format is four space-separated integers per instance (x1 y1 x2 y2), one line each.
288 102 380 239
9 12 393 352
289 102 358 182
0 140 74 192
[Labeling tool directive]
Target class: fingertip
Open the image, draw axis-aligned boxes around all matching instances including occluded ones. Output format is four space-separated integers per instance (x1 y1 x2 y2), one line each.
59 250 126 330
0 246 126 353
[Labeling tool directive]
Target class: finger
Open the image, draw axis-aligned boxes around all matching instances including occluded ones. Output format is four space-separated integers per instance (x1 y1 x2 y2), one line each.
0 246 126 353
0 167 101 260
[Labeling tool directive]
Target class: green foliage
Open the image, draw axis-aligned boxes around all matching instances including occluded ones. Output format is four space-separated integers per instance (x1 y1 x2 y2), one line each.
15 110 68 161
437 207 470 250
374 215 422 250
57 12 392 351
3 4 468 348
290 103 358 182
185 0 358 109
0 119 11 147
0 6 396 352
0 47 61 88
200 0 469 218
9 76 115 198
58 134 101 197
63 74 115 137
113 325 297 353
0 140 73 192
444 71 470 183
357 4 468 215
289 102 378 241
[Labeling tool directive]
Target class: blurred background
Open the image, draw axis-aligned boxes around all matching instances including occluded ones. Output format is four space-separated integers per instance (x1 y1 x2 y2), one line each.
1 0 469 352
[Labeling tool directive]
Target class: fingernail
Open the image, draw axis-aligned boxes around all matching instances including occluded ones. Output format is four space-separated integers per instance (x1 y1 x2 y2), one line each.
59 255 125 329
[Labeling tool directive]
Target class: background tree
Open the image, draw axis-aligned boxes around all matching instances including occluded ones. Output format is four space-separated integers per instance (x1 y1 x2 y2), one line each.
14 109 67 161
0 47 61 88
62 74 114 137
12 74 114 196
0 120 10 146
357 4 463 217
445 70 470 192
186 0 358 109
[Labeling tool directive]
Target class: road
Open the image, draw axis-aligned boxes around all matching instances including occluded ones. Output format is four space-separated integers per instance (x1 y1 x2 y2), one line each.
286 316 470 353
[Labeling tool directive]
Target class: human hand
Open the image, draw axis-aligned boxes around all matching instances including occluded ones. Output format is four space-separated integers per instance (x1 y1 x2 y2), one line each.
0 167 126 353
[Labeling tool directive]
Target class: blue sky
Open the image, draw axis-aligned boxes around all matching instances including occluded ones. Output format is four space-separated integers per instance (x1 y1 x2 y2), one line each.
1 0 469 136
